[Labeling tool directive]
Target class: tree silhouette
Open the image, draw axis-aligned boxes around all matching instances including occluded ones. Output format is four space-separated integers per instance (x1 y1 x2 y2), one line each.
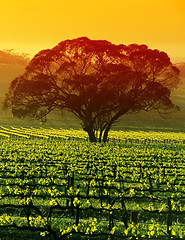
3 37 180 142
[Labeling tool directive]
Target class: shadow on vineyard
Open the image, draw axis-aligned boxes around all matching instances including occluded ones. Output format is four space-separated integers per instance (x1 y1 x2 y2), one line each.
0 230 42 240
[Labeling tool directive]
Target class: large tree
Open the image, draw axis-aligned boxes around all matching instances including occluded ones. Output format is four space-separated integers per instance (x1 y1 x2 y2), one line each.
3 37 180 142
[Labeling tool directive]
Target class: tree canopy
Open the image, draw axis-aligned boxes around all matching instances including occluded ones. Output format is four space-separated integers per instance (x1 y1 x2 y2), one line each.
3 37 180 142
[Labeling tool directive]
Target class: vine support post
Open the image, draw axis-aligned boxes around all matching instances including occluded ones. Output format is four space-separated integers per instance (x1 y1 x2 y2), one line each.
71 171 75 216
75 184 80 226
129 211 138 240
130 211 138 225
108 209 114 240
167 197 172 240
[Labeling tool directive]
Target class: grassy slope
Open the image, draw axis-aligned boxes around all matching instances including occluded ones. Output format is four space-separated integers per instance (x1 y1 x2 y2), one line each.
0 63 185 132
115 83 185 132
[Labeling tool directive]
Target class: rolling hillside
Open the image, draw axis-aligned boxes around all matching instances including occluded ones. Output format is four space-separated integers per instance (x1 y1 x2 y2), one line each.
0 63 185 132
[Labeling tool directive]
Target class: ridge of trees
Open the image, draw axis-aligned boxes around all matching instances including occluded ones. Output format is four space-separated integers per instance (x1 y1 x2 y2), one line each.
176 62 185 78
0 49 30 66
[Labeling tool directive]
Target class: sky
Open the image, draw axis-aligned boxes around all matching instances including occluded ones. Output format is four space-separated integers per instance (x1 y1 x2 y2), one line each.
0 0 185 62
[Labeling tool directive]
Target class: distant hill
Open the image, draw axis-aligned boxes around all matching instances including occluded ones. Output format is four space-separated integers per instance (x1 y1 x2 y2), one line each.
0 49 29 94
176 62 185 78
172 57 185 64
0 64 25 95
0 49 30 66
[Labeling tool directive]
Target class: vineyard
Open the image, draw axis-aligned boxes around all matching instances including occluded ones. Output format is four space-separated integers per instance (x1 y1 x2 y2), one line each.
1 126 185 143
0 127 185 239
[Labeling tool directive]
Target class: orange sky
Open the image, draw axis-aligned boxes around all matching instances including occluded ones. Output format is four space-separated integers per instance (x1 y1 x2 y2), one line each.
1 0 185 62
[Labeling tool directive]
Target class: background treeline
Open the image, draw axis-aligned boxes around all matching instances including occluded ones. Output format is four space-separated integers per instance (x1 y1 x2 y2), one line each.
0 49 30 66
177 62 185 78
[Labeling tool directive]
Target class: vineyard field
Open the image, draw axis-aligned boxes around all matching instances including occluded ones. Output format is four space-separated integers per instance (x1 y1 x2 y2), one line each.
1 126 185 143
0 129 185 239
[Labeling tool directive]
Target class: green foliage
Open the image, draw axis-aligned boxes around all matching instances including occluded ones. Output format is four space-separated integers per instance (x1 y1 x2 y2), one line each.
0 133 185 239
1 126 185 143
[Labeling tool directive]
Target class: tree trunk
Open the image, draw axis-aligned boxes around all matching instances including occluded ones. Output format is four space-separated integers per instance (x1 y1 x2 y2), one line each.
103 125 111 143
103 111 126 143
98 129 103 143
86 127 97 142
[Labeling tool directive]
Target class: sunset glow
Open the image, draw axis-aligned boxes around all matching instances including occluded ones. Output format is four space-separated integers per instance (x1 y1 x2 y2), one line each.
1 0 185 62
